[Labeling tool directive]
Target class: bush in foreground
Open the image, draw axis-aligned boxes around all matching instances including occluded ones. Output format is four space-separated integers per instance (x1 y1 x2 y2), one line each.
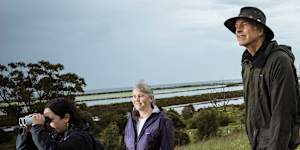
192 109 219 140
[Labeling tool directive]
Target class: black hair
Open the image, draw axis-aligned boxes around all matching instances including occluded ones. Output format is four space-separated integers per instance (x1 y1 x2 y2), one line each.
46 97 83 127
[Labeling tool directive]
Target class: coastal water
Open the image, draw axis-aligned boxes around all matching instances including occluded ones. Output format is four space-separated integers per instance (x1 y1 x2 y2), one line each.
77 85 243 106
163 97 244 114
0 80 243 132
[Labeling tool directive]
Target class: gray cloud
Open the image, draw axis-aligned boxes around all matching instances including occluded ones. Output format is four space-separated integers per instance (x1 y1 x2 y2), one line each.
0 0 299 90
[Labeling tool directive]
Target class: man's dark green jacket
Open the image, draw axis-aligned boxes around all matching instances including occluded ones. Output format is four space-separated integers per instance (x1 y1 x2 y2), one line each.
242 40 299 150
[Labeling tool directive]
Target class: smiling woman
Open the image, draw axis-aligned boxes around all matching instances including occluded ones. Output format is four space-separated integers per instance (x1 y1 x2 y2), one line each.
124 80 175 150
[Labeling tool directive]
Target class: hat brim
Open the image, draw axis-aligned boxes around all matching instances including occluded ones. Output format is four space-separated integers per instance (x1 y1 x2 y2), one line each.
224 16 274 40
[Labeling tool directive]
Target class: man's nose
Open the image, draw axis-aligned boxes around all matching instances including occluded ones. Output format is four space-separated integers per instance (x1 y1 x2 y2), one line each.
235 24 242 34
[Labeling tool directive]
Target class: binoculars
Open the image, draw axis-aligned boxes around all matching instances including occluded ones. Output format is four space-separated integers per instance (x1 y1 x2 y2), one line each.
19 115 51 127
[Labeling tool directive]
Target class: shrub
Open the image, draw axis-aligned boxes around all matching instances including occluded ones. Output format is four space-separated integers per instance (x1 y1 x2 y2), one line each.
165 109 190 146
100 122 123 150
193 109 219 140
217 113 230 127
165 109 185 129
175 129 190 146
181 104 195 120
79 110 101 135
95 110 127 134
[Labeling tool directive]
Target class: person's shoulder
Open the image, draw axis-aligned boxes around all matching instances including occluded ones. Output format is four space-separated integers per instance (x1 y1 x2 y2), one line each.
265 44 295 74
156 112 174 131
269 51 293 67
157 112 172 122
63 130 102 150
66 129 92 141
268 42 294 61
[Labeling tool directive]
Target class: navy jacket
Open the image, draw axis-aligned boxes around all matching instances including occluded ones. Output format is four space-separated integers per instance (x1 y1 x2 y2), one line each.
124 107 175 150
16 124 103 150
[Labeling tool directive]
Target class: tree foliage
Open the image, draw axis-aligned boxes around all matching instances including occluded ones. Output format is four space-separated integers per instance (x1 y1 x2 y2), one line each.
194 109 219 140
165 109 190 146
0 60 86 115
100 122 123 150
174 130 190 146
166 109 185 129
95 110 127 134
181 104 195 120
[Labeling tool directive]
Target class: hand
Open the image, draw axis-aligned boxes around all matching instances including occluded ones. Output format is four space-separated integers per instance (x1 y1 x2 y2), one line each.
32 113 45 125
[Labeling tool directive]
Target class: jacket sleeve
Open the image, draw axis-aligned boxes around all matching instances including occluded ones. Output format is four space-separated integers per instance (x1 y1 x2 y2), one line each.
124 118 134 150
159 118 175 150
16 127 38 150
268 54 298 150
30 125 93 150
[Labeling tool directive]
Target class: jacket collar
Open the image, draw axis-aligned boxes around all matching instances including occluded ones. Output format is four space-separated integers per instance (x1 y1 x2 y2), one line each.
132 105 160 121
130 105 162 142
242 40 277 68
152 105 160 113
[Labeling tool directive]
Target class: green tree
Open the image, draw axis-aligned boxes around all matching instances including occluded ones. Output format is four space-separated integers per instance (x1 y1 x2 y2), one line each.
181 104 195 120
175 130 190 146
100 122 123 150
193 109 219 140
166 109 185 129
95 110 127 134
28 60 86 101
0 62 32 117
166 109 190 146
0 60 86 116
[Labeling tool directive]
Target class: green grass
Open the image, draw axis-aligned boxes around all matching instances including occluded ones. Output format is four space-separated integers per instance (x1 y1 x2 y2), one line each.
176 106 250 150
176 131 250 150
176 130 300 150
176 105 300 150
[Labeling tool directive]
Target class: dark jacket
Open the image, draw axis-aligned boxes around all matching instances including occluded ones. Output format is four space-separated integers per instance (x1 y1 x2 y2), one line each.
124 107 175 150
16 127 38 150
16 124 103 150
242 40 299 150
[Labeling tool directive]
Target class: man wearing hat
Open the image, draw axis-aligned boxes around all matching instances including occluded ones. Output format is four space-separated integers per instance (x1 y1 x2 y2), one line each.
224 7 300 150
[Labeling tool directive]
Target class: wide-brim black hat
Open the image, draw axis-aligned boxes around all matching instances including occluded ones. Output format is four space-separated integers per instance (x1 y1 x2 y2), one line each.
224 6 274 40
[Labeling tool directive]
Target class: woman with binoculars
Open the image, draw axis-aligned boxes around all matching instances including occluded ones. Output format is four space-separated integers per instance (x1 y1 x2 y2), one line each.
16 97 103 150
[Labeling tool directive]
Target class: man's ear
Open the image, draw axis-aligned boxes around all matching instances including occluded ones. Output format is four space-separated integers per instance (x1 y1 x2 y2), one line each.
258 26 265 37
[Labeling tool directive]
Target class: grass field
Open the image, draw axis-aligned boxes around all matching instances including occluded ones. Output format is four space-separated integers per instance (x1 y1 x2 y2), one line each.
176 131 300 150
176 131 250 150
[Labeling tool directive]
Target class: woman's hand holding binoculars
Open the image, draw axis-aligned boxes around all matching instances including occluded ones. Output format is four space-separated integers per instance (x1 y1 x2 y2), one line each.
19 114 51 127
31 113 46 125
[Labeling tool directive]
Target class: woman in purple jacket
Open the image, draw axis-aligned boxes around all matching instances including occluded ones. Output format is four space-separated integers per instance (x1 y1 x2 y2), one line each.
124 81 175 150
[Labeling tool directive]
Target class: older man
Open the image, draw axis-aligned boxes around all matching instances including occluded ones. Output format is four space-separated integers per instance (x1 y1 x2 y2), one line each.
224 6 300 150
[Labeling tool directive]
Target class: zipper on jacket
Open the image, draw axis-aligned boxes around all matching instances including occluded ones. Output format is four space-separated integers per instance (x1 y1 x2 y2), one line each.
134 142 137 150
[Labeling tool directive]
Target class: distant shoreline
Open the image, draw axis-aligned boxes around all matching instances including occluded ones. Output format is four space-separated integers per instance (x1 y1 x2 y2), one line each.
0 80 242 108
82 79 242 96
88 90 243 113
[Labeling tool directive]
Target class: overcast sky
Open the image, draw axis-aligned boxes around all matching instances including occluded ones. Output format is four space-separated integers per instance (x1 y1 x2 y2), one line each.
1 0 300 90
